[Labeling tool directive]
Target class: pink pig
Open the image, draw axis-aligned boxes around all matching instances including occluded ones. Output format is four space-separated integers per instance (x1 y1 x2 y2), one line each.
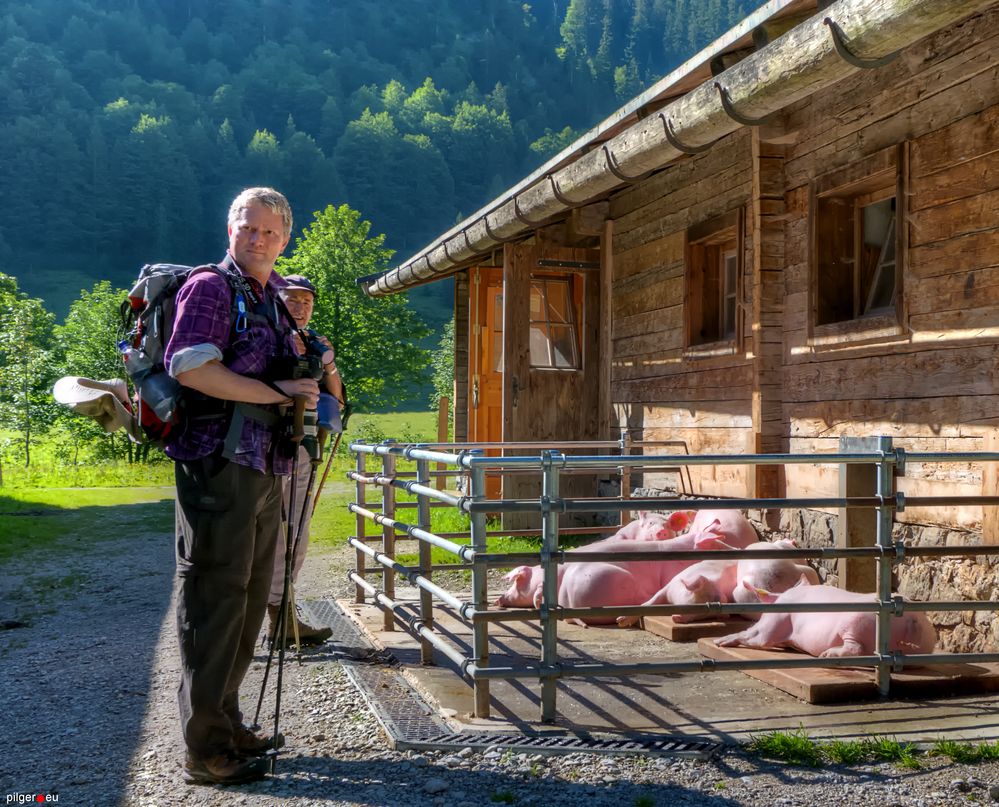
558 536 724 625
552 518 758 625
616 538 821 627
714 539 821 617
495 510 694 609
611 510 694 541
658 559 740 624
689 509 758 548
715 579 938 657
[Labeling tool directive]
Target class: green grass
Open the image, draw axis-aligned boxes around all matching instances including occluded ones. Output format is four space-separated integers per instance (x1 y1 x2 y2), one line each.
823 739 868 765
929 739 999 764
0 486 174 562
744 729 999 770
746 727 824 767
861 736 921 769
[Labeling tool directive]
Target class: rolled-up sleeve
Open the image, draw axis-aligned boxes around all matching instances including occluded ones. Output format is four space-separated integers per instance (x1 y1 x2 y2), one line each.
168 344 224 377
164 273 232 379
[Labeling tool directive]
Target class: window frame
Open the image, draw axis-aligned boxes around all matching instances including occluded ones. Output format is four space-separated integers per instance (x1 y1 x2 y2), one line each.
683 207 745 355
808 144 907 344
527 273 583 371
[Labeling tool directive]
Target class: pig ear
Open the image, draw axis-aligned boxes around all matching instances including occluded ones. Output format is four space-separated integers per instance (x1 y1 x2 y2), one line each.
502 566 530 584
667 511 690 531
746 581 779 603
695 535 736 551
793 572 811 588
637 510 649 523
683 575 709 593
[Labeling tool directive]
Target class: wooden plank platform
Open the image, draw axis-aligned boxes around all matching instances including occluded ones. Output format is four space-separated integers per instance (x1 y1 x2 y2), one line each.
643 615 753 642
698 638 999 704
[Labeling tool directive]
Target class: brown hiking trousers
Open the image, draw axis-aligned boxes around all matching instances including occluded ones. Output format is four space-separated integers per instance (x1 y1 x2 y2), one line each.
174 456 283 757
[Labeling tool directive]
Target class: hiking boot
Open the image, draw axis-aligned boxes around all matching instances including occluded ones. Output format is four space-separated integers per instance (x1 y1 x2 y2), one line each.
232 723 285 756
267 604 333 647
183 750 268 785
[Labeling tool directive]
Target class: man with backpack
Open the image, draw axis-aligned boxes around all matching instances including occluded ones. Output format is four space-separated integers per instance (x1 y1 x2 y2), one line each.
164 187 319 786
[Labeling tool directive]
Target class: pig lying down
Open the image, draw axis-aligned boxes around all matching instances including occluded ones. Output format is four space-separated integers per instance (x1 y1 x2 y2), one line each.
715 580 937 657
494 509 697 609
496 510 761 625
614 538 819 627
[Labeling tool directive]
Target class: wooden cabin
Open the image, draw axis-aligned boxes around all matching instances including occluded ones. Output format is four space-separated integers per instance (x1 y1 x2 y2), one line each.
362 0 999 649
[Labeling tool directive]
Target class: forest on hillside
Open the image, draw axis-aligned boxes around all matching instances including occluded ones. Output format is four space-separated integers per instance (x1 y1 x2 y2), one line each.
0 0 755 317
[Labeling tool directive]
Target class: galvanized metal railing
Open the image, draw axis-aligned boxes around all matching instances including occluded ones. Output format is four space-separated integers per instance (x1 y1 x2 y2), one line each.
347 438 999 722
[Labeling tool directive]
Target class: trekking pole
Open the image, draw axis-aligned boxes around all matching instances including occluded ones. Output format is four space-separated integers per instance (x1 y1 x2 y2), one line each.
268 395 312 774
251 438 299 750
310 429 345 518
251 395 308 772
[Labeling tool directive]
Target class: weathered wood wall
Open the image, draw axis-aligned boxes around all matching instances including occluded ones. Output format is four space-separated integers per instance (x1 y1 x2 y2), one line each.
780 5 999 531
502 241 603 527
609 130 755 496
453 271 470 442
603 7 999 529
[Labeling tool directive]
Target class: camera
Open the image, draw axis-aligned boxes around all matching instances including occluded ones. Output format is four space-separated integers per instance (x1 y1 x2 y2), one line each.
269 331 327 461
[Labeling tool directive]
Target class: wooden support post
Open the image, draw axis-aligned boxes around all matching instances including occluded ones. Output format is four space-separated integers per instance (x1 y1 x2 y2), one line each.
837 436 894 593
984 428 999 544
749 127 786 500
599 219 613 441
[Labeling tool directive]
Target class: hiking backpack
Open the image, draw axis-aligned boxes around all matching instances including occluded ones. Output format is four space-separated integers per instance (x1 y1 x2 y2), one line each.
119 263 250 444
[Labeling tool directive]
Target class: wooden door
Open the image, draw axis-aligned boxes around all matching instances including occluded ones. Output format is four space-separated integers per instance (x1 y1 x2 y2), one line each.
468 267 503 498
501 242 602 527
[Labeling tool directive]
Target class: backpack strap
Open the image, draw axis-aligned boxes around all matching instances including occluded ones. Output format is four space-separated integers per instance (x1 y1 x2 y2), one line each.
187 264 297 461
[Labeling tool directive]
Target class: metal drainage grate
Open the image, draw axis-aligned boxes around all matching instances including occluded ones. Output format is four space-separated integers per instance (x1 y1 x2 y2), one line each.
307 598 721 760
406 732 722 759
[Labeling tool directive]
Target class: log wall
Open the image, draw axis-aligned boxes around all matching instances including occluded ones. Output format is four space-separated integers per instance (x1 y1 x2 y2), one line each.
453 271 470 442
780 5 999 532
609 129 755 496
599 7 999 652
604 7 999 524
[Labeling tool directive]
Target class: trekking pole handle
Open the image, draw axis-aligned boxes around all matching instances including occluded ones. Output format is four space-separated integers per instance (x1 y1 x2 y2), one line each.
292 395 307 443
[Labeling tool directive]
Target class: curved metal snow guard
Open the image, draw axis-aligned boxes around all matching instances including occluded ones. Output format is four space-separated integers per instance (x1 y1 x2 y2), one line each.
348 438 999 723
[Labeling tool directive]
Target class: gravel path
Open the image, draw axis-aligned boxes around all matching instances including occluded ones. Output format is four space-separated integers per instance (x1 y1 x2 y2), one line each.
3 517 999 806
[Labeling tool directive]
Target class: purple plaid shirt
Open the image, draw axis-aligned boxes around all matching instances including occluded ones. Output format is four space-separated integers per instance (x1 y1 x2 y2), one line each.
163 253 295 475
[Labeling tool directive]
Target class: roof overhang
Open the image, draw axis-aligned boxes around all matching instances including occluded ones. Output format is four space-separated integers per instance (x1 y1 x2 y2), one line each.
361 0 997 296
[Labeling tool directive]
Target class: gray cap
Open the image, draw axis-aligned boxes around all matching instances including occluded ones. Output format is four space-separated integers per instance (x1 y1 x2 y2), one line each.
282 274 316 295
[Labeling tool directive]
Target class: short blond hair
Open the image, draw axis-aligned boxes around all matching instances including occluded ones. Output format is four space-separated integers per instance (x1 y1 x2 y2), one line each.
228 187 293 236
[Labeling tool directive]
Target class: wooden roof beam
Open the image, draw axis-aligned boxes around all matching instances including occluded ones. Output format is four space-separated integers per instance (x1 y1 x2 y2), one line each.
364 0 998 297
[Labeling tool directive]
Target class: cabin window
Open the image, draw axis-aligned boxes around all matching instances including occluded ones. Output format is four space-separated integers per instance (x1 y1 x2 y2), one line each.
811 146 903 328
685 208 744 348
528 276 579 369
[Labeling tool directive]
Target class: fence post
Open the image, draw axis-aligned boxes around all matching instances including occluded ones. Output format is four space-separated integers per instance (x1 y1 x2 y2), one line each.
416 457 434 665
468 449 490 717
436 396 449 490
354 449 367 604
381 441 396 632
619 432 632 526
540 450 562 722
874 435 895 697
